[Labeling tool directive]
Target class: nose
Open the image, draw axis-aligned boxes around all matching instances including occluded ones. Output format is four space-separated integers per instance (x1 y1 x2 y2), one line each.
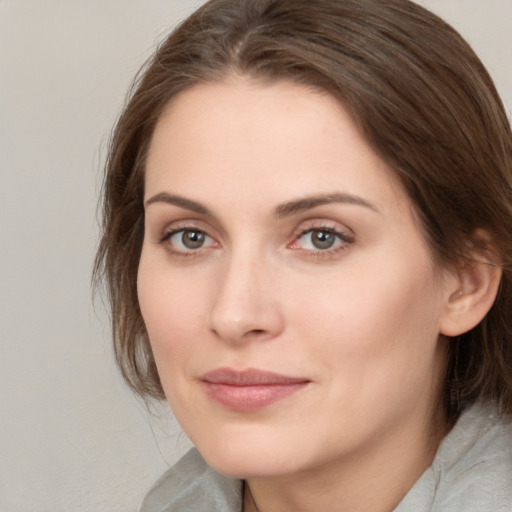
207 252 285 345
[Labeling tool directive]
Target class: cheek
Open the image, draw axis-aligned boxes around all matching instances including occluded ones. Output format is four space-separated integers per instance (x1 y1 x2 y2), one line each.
291 259 444 379
288 269 446 438
137 257 210 372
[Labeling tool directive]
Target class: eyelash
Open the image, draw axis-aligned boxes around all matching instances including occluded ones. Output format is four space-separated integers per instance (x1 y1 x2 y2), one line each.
158 227 217 257
156 223 354 259
288 225 354 258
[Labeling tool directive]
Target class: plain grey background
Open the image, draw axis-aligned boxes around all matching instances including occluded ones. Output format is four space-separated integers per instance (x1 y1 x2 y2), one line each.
1 1 511 511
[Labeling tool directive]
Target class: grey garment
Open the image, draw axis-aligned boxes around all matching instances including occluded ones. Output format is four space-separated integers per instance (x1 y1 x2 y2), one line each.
140 403 512 512
140 448 243 512
395 402 512 512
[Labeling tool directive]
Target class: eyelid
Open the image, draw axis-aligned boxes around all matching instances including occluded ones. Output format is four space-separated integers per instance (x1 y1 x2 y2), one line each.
290 219 354 241
150 217 354 259
290 227 352 247
155 219 220 256
287 220 355 255
152 218 210 241
159 227 210 243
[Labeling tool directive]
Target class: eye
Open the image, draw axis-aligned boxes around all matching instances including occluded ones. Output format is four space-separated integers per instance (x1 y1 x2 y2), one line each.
300 230 339 250
290 227 353 253
161 228 217 252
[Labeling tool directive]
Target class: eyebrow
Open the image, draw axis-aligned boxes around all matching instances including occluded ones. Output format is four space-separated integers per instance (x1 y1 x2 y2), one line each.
144 191 378 217
144 192 213 215
275 193 379 218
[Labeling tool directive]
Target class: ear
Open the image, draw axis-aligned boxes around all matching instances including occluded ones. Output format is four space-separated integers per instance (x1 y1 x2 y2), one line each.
439 233 502 337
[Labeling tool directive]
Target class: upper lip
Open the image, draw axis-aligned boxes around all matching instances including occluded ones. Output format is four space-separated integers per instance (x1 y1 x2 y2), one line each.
200 367 310 386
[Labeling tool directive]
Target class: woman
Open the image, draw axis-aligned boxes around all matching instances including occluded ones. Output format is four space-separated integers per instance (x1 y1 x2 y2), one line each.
95 0 512 510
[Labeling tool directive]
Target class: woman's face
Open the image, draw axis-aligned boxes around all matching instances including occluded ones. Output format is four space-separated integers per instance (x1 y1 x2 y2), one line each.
138 79 453 480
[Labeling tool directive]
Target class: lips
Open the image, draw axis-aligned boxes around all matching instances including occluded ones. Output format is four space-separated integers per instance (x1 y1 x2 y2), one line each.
200 368 310 411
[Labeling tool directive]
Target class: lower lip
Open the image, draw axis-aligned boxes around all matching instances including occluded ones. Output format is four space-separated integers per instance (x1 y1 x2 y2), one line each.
202 382 309 411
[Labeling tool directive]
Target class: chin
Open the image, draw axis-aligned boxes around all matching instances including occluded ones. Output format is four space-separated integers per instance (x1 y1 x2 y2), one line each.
193 429 301 479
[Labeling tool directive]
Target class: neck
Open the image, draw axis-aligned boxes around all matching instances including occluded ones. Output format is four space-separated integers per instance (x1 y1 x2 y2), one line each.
243 406 447 512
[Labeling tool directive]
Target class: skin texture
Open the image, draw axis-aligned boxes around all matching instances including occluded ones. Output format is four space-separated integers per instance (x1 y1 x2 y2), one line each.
138 78 466 512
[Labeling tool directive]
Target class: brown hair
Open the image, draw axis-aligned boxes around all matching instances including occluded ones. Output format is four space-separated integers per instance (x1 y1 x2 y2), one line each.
94 0 512 421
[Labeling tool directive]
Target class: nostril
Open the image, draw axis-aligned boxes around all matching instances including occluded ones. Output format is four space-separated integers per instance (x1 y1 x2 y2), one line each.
247 329 265 336
208 299 285 343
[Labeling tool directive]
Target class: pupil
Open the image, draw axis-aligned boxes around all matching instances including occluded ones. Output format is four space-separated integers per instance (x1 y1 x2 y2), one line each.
182 230 205 249
312 230 335 249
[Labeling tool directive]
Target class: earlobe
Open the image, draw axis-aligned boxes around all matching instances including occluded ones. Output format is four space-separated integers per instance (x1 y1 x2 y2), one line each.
440 243 502 337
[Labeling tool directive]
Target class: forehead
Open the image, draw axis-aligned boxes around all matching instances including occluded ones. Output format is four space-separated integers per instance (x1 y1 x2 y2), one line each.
144 78 408 217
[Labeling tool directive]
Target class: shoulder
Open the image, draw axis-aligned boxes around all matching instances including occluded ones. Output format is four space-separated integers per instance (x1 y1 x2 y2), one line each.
140 448 243 512
397 402 512 512
432 403 512 511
